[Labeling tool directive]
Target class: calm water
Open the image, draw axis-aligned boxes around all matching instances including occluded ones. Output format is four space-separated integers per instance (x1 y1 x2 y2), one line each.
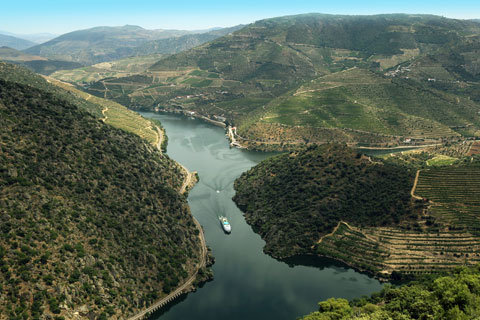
140 112 383 320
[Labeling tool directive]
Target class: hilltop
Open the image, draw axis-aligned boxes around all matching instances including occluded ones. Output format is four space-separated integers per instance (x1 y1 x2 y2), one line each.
0 63 206 319
233 144 480 277
83 14 480 149
25 25 243 65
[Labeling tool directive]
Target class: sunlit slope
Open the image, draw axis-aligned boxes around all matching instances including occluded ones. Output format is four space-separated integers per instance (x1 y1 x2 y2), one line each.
240 68 480 143
89 14 479 111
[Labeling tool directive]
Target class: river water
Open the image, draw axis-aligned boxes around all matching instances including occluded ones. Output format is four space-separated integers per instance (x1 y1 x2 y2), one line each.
140 112 383 320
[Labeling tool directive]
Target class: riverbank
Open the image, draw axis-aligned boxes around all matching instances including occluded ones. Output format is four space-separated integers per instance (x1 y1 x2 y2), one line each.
138 111 383 320
127 157 209 320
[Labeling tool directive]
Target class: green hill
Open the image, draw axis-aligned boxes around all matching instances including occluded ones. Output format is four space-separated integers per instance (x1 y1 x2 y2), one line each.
0 46 46 62
0 63 205 319
233 144 416 258
302 265 480 320
233 144 480 277
83 14 480 148
237 67 480 147
25 25 242 65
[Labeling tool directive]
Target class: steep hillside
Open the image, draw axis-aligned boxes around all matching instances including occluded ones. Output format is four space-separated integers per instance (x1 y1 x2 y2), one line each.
0 62 103 117
236 67 480 148
0 65 205 319
85 14 480 148
0 34 35 50
233 144 416 258
233 144 480 277
25 25 241 65
0 62 164 149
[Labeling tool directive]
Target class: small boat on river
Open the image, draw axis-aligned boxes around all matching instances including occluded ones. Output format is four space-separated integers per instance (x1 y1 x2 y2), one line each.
219 216 231 233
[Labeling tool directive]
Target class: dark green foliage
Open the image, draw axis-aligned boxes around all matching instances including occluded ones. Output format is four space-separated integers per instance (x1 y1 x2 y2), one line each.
302 265 480 320
233 144 415 257
0 62 103 118
0 64 201 318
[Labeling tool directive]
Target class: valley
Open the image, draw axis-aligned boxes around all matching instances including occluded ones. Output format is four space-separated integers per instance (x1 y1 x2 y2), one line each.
69 14 480 150
2 9 480 320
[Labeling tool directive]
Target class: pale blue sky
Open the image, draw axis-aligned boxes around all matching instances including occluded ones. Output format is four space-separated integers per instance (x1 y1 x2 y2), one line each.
1 0 479 35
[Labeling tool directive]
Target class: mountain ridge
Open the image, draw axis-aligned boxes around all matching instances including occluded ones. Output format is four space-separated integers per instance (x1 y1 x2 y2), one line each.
24 24 243 65
81 13 480 149
0 33 36 50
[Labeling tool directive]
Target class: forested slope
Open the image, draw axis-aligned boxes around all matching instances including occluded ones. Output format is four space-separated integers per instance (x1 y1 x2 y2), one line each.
233 144 416 258
0 66 203 319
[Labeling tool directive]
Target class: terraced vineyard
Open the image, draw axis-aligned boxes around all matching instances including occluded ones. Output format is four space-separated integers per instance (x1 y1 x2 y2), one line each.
415 168 480 205
252 68 473 141
316 166 480 277
468 141 480 156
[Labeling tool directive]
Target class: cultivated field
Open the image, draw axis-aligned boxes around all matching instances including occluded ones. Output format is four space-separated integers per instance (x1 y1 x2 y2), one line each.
317 166 480 276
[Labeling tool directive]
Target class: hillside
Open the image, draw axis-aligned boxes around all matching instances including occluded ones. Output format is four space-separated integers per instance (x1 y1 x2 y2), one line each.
0 34 35 50
236 67 480 149
0 46 84 75
233 144 480 277
0 62 165 149
84 14 480 149
50 54 165 84
233 144 416 258
0 64 205 319
302 265 480 320
0 46 46 62
0 31 57 44
25 25 242 65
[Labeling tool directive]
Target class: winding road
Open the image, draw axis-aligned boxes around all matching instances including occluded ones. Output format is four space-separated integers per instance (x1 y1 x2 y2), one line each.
127 124 205 320
127 216 207 320
154 126 164 152
410 170 423 200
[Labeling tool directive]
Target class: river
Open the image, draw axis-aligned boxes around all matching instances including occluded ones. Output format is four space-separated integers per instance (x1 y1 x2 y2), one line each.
140 112 383 320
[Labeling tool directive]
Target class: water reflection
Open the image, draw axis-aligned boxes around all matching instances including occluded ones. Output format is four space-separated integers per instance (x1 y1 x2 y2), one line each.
139 112 383 320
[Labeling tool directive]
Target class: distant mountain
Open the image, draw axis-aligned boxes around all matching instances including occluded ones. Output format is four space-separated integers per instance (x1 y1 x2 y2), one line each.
0 30 58 43
87 13 480 149
135 25 244 55
0 33 35 50
24 25 240 65
0 46 83 75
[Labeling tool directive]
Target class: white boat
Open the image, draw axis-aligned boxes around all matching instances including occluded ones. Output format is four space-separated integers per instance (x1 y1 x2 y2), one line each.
219 216 231 233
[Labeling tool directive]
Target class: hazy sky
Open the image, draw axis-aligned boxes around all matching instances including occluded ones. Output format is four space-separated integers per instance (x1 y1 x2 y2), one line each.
1 0 480 35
